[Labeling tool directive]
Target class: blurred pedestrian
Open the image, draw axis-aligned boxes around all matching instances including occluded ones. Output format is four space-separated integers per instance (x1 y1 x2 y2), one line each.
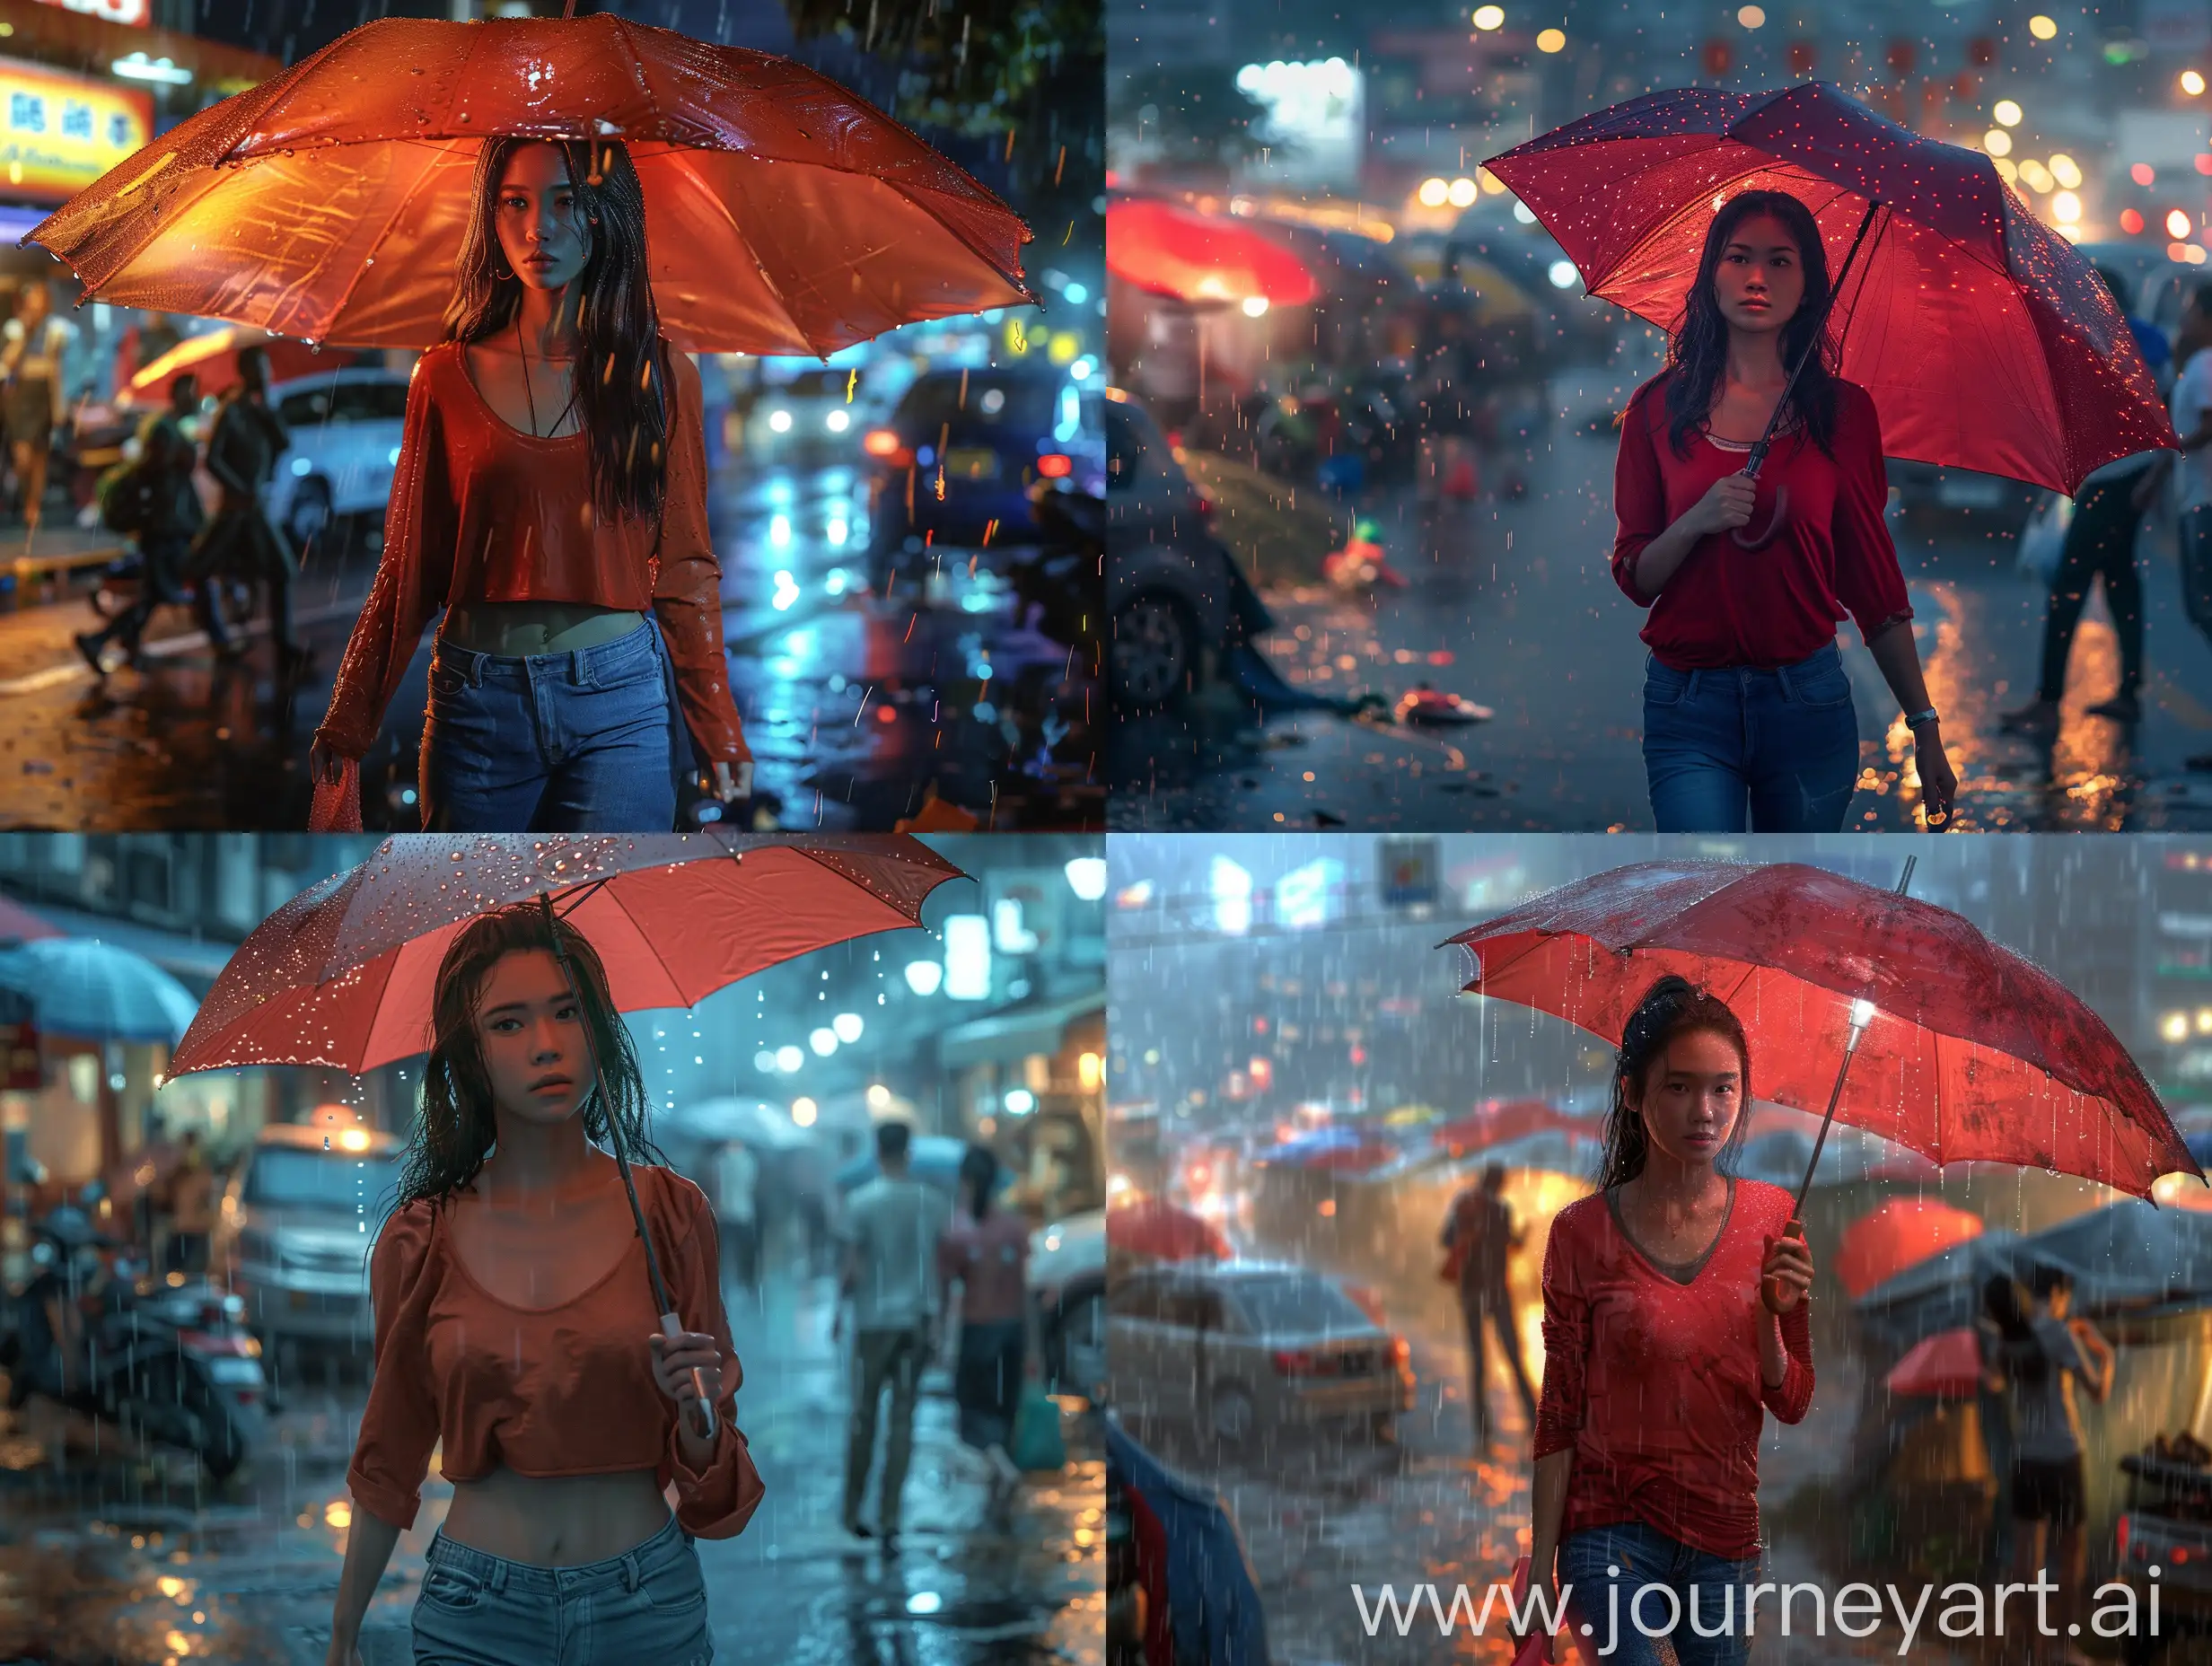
938 1144 1034 1524
308 137 752 833
1441 1160 1536 1454
114 311 183 394
837 1121 950 1548
77 372 206 674
2 281 77 540
1611 189 1955 833
1998 269 2170 737
2163 283 2212 770
713 1138 759 1293
1977 1273 2031 1581
188 344 310 677
2003 1265 2113 1666
162 1129 216 1276
1523 975 1814 1665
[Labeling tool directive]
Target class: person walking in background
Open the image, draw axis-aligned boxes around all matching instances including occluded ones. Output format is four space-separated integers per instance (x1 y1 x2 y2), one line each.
1976 1273 2031 1583
2 281 77 541
162 1130 216 1276
1610 190 1956 831
2003 1265 2115 1666
938 1144 1035 1525
837 1121 950 1548
77 372 206 674
2162 283 2212 770
1999 269 2172 736
188 345 310 678
713 1138 759 1294
113 311 182 393
1441 1160 1537 1454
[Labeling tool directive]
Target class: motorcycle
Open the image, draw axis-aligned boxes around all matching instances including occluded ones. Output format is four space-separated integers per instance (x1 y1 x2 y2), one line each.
1020 480 1103 650
1 1200 268 1481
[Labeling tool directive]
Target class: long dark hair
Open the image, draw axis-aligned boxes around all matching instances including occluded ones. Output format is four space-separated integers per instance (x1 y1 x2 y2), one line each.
1594 975 1753 1191
394 900 662 1209
443 136 673 526
1662 189 1840 460
960 1144 999 1219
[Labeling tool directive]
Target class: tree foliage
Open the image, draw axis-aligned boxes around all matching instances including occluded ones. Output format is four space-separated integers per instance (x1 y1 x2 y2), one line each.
1108 65 1272 163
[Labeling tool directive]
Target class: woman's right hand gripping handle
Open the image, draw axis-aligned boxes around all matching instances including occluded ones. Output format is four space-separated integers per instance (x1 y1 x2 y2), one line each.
1631 473 1759 597
326 1499 401 1666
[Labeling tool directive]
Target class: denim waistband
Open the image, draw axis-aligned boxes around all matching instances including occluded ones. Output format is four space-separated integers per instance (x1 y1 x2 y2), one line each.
424 1510 690 1597
432 618 658 688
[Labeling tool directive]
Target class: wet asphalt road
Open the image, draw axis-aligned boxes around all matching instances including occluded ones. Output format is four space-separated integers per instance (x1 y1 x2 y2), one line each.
0 1267 1103 1666
0 449 1099 832
1110 338 2212 834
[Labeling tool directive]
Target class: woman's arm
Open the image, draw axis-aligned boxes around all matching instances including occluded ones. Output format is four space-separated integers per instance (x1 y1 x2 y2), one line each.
657 1188 766 1538
1865 624 1958 825
2071 1319 2116 1402
325 1509 401 1663
1527 1447 1575 1606
1610 388 1753 601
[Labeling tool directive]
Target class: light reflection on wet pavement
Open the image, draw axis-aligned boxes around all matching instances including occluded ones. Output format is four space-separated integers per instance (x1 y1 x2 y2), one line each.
0 452 1098 831
1109 350 2212 833
0 1269 1102 1664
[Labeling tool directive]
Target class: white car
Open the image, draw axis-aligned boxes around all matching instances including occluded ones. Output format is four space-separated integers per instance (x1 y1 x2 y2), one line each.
742 367 877 457
1031 1207 1107 1399
264 368 410 552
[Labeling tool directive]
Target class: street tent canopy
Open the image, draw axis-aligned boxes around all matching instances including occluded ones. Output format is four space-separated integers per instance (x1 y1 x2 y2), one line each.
659 1097 815 1152
0 937 200 1046
938 993 1104 1071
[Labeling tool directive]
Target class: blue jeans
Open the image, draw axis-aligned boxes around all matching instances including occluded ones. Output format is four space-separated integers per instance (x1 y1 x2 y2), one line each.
411 1512 711 1666
1559 1521 1760 1666
1641 640 1859 832
419 620 678 831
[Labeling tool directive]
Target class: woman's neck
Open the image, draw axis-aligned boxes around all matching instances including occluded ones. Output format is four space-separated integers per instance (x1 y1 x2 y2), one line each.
1723 329 1787 390
478 1109 600 1206
514 283 583 359
1625 1147 1725 1213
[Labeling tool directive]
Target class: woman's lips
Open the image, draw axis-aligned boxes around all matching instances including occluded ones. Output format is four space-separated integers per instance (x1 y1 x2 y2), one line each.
530 1076 573 1093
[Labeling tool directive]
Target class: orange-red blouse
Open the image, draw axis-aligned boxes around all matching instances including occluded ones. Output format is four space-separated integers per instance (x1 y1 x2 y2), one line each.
345 1164 764 1539
314 337 750 765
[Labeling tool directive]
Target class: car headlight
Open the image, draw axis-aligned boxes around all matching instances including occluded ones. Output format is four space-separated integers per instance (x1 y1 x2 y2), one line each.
768 409 793 434
826 408 851 434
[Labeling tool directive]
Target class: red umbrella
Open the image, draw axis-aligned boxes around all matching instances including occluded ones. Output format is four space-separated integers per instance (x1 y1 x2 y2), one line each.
1836 1199 1985 1300
1106 198 1321 308
1885 1328 1985 1399
0 894 58 943
1107 1197 1231 1262
1483 83 2173 495
167 834 962 1075
28 8 1031 355
1445 858 2201 1204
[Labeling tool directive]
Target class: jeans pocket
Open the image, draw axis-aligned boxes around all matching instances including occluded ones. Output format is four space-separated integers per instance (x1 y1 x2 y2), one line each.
1791 661 1854 709
427 661 471 701
417 1565 487 1612
590 633 663 691
638 1548 708 1615
1643 660 1691 709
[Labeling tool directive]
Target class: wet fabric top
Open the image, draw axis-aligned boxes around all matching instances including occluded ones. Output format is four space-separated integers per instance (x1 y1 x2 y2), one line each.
1611 373 1913 671
844 1176 953 1331
1532 1177 1813 1562
346 1164 763 1539
314 338 750 764
939 1206 1031 1325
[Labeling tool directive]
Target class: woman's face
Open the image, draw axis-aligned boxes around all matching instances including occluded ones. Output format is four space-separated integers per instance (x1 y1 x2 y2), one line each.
494 143 592 296
1711 213 1805 338
472 948 593 1127
1626 1028 1744 1167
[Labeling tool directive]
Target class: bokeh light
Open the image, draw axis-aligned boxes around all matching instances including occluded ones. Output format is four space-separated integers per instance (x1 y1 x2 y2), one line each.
1535 27 1566 51
2028 14 2058 39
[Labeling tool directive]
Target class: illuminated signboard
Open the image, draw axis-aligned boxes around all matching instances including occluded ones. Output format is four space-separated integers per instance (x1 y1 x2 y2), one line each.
0 57 153 205
31 0 152 23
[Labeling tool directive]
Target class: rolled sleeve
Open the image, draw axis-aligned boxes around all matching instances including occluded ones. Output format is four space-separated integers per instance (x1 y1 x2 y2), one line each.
1832 386 1913 644
346 1206 442 1531
1532 1214 1588 1460
651 347 751 766
1760 1300 1816 1425
663 1188 767 1539
1611 384 1668 607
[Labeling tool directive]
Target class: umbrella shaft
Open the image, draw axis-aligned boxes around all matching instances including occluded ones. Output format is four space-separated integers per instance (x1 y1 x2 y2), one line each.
1790 856 1916 1214
1745 199 1884 483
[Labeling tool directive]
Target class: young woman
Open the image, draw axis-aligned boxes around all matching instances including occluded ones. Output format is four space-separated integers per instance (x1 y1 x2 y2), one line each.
310 136 753 832
1525 976 1815 1666
937 1144 1037 1521
1611 190 1959 833
2002 1266 2115 1666
2 281 76 538
326 903 763 1666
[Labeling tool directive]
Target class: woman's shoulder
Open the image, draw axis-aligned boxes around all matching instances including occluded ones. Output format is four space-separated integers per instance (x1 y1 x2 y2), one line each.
373 1197 440 1272
1549 1190 1611 1239
1830 376 1881 425
1622 370 1673 422
1734 1177 1800 1225
639 1160 712 1225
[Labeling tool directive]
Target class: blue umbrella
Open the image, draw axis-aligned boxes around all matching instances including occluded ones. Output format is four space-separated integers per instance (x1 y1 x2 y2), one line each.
0 937 198 1045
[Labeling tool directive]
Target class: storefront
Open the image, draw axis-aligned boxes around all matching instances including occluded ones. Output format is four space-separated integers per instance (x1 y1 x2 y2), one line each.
942 992 1107 1223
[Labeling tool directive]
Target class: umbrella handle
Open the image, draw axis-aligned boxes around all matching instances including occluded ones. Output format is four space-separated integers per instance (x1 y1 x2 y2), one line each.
1762 1218 1809 1315
663 1311 717 1443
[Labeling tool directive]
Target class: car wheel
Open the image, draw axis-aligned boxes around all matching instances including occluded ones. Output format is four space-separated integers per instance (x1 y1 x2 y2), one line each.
285 478 331 555
1111 593 1195 710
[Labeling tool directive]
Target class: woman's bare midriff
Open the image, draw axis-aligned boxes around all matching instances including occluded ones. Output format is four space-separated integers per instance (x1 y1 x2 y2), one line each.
443 601 647 656
443 1465 672 1565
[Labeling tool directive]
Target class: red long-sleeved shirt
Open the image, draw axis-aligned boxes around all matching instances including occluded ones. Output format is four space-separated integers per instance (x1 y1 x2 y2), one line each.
1533 1178 1813 1561
316 336 749 765
1611 373 1912 671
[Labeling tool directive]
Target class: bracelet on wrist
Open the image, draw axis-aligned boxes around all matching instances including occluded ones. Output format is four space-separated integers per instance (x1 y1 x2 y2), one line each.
1904 707 1939 732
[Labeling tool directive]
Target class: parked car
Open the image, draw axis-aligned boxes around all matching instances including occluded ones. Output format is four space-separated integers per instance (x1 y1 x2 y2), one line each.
2115 1442 2212 1662
865 365 1106 585
1885 460 2041 533
1105 388 1240 709
741 365 875 460
1032 1206 1106 1400
214 1121 403 1357
265 367 411 554
1104 1258 1414 1453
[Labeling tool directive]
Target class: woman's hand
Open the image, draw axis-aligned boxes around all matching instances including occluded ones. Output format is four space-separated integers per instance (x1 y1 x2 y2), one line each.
308 735 347 787
649 1328 723 1409
710 759 753 803
1760 1225 1814 1316
1915 725 1959 828
1689 471 1758 537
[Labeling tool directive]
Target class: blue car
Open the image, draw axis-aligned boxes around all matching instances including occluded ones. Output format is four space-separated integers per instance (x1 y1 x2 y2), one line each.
865 365 1105 585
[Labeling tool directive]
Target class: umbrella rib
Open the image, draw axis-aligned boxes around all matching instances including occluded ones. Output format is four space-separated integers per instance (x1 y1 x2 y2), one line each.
654 145 825 355
295 137 458 344
597 883 697 1006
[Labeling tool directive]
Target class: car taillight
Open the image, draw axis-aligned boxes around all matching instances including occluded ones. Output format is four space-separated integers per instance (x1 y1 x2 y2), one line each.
2119 1514 2132 1560
1038 452 1074 478
1271 1349 1344 1378
864 428 909 465
1390 1336 1410 1368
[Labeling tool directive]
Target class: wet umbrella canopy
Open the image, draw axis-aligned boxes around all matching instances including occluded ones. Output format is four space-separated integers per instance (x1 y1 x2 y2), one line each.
1483 81 2176 494
0 937 198 1046
1106 197 1321 308
1447 859 2203 1199
27 8 1035 355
